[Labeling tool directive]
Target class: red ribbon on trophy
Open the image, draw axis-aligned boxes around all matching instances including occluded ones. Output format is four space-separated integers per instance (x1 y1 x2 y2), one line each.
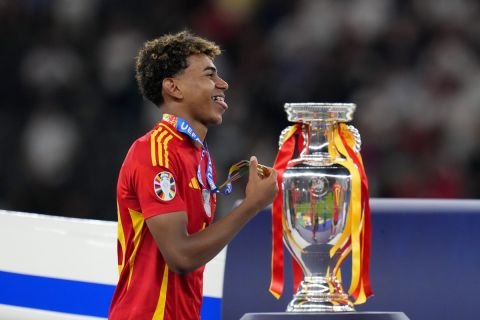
269 124 303 298
270 123 373 304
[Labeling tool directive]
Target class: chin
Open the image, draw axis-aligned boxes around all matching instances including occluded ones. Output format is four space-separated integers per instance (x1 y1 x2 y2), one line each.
213 116 223 125
203 116 222 129
208 114 223 127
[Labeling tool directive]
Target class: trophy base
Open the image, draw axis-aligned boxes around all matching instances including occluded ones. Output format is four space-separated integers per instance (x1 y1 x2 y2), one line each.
240 312 410 320
287 276 354 312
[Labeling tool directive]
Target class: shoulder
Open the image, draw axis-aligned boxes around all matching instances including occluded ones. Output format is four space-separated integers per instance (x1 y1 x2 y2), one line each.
148 123 185 169
126 124 186 170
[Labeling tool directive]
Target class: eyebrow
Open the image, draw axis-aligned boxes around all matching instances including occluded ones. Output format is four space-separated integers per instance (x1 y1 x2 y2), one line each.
204 66 217 73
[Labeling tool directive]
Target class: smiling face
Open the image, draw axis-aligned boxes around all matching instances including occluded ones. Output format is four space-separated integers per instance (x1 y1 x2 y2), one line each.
172 54 229 130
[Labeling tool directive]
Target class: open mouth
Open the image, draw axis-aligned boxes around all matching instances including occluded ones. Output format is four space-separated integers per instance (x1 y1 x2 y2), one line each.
212 95 228 110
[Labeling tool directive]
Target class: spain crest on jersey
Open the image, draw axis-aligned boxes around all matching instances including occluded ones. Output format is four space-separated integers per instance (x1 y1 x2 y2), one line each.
154 171 176 201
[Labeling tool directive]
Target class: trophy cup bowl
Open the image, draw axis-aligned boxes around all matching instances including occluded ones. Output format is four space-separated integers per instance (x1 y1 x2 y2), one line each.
281 103 357 312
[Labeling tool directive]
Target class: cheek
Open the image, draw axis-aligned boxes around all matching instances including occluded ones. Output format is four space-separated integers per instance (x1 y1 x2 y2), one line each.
183 80 214 104
181 80 201 98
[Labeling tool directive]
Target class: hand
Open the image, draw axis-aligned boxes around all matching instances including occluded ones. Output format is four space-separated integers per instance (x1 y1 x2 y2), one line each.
244 156 278 212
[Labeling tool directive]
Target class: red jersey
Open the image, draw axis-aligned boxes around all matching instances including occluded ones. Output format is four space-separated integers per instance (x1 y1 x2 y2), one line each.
109 115 217 320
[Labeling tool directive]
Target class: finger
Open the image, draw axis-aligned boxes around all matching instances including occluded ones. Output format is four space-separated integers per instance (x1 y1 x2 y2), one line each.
249 156 259 181
256 167 267 177
257 164 271 177
270 168 278 180
268 168 278 185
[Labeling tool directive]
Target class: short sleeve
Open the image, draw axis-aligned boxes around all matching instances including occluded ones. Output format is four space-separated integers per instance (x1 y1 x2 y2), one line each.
133 160 186 219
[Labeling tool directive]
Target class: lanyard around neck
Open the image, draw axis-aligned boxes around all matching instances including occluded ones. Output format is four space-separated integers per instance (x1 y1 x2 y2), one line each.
162 114 232 195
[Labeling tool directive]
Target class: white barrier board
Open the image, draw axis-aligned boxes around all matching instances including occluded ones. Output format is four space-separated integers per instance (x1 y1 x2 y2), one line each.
0 210 226 319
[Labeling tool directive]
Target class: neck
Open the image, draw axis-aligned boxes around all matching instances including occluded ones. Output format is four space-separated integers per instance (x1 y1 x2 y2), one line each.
162 107 207 145
187 118 207 144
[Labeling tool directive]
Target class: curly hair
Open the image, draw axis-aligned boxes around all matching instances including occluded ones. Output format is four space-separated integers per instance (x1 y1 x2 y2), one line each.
135 31 221 106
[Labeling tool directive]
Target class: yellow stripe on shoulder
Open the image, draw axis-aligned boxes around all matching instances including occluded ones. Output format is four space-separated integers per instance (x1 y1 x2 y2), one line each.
151 124 181 168
159 123 184 141
150 127 163 166
163 135 173 168
156 131 169 167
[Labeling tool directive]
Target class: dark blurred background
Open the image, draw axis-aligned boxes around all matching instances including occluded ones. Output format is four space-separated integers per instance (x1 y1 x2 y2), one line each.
1 0 480 221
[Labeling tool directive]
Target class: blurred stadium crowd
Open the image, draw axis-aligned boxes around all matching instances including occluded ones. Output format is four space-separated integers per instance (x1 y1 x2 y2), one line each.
1 0 480 220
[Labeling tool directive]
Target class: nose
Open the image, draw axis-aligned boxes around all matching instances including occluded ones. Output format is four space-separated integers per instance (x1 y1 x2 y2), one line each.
216 76 229 90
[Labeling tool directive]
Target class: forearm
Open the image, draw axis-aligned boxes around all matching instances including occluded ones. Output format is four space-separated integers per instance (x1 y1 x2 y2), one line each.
171 199 260 274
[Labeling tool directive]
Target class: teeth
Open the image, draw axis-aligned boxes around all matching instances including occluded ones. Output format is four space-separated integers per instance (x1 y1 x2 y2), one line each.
213 96 224 102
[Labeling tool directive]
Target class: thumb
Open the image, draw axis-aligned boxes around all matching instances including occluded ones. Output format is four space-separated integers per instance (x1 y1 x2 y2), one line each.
249 156 259 180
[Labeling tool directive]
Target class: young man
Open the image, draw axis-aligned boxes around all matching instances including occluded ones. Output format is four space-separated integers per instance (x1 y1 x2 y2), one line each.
108 31 278 319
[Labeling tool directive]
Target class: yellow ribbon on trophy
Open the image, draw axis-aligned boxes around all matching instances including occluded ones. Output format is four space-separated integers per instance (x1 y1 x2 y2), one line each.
330 123 372 303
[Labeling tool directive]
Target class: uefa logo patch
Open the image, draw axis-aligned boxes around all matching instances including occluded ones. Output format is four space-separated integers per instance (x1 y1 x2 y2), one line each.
154 171 176 201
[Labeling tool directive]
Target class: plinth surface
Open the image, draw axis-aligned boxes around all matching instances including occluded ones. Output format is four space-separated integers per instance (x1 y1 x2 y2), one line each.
240 312 410 320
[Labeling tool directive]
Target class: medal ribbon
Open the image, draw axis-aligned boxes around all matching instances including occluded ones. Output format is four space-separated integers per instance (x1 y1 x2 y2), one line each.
216 160 270 191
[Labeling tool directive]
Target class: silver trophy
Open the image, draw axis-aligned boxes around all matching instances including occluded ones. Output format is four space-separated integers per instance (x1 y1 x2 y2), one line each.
280 103 360 312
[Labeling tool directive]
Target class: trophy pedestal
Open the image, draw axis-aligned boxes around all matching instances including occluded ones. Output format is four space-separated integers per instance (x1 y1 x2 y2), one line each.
286 276 354 312
240 312 410 320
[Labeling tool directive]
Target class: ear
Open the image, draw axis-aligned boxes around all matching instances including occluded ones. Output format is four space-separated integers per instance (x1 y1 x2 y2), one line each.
162 78 183 100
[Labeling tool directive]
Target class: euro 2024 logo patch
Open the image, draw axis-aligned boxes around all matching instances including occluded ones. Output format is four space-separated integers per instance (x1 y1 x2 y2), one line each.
154 171 176 201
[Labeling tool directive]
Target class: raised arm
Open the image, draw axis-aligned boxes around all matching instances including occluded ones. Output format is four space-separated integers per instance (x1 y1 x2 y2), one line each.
145 156 278 274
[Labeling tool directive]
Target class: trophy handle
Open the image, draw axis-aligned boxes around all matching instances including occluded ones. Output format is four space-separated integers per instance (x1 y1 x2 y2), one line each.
278 126 293 148
346 125 362 153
